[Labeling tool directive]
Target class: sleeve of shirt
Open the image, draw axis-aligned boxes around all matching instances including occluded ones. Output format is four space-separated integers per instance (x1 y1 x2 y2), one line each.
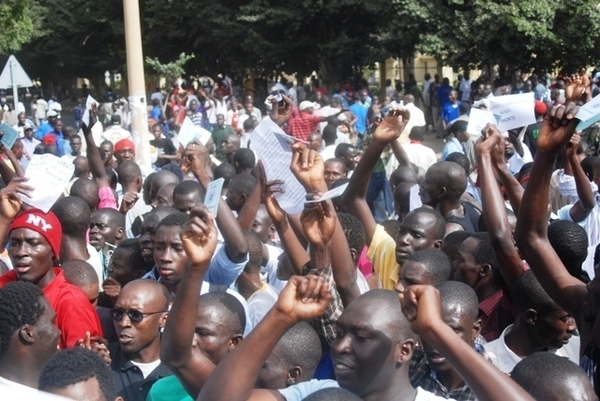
204 243 249 286
302 265 344 345
557 204 574 222
97 187 118 210
278 379 339 401
57 293 103 348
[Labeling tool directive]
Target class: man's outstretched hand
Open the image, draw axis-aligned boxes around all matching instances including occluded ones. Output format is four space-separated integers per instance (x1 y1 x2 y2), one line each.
269 94 293 127
536 102 579 153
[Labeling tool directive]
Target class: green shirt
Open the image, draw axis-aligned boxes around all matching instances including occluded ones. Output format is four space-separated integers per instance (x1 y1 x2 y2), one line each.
211 125 235 161
146 375 193 401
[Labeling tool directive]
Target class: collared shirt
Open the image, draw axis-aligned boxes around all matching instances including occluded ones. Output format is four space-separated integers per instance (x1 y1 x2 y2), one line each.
442 136 464 161
109 343 172 401
410 346 478 401
288 111 323 142
479 289 515 342
484 324 580 373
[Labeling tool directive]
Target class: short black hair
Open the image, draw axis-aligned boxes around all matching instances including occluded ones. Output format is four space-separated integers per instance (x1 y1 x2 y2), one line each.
199 291 246 336
438 280 479 321
408 126 427 141
152 169 180 188
410 207 447 241
51 196 91 236
334 143 355 159
510 270 559 315
0 282 45 358
62 260 98 287
233 148 256 172
471 232 499 275
243 117 255 131
548 220 588 280
39 347 117 401
450 120 468 135
405 249 452 286
390 166 418 188
94 208 126 230
322 124 337 145
156 212 189 230
441 231 474 259
276 322 322 382
242 231 263 274
116 161 142 187
229 173 257 196
511 352 591 400
446 152 470 176
214 162 237 186
115 238 147 273
173 179 205 199
337 213 366 254
69 178 99 211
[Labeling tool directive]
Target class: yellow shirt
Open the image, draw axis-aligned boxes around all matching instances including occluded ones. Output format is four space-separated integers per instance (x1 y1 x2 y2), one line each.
366 224 401 290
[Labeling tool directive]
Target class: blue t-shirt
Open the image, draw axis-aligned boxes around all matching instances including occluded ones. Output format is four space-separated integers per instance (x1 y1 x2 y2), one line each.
349 103 368 134
442 102 461 124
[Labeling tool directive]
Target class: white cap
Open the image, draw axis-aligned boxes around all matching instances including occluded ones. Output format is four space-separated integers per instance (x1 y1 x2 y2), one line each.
299 100 317 111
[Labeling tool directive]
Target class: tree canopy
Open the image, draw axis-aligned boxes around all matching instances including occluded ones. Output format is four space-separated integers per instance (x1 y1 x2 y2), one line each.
5 0 600 89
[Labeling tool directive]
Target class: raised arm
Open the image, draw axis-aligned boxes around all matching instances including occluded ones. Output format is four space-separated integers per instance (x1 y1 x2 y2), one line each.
161 206 218 397
514 101 587 317
477 125 525 287
0 177 33 248
258 162 310 275
186 143 248 262
390 138 410 168
342 108 410 243
236 173 261 231
197 276 331 401
491 142 524 215
81 106 111 189
2 146 25 178
565 133 595 222
400 284 535 401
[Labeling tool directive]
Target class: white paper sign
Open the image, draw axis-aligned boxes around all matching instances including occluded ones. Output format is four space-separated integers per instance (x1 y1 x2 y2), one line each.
205 178 224 217
576 95 600 130
250 118 307 214
409 184 422 211
305 183 348 203
21 154 76 212
81 95 99 128
488 93 536 132
466 108 497 136
177 117 198 148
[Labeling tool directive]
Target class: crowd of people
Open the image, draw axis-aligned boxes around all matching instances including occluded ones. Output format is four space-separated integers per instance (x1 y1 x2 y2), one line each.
0 69 600 401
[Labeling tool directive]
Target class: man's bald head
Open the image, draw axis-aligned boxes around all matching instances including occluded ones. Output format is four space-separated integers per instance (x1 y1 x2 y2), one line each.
73 156 89 178
403 94 415 104
424 161 467 204
120 279 170 310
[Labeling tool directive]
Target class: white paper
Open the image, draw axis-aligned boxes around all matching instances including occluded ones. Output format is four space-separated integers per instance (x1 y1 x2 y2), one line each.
81 95 99 128
205 178 224 217
178 117 198 148
466 108 497 136
305 183 348 203
409 184 422 211
488 93 536 132
250 118 307 214
21 154 76 212
576 95 600 130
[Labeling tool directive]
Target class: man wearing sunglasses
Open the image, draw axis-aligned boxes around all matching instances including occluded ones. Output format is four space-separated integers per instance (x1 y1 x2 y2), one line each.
108 279 171 401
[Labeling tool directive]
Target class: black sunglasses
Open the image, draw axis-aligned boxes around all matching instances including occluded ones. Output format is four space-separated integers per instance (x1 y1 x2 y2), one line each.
110 307 166 324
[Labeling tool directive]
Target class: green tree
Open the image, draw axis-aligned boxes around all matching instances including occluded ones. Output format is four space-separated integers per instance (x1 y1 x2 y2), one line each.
0 0 35 54
146 52 195 86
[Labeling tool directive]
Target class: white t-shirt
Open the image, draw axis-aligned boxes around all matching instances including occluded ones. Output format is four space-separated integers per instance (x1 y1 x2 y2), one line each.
558 203 600 279
87 243 105 285
483 324 580 373
130 359 161 379
261 244 287 291
507 143 533 175
0 376 72 400
247 283 279 328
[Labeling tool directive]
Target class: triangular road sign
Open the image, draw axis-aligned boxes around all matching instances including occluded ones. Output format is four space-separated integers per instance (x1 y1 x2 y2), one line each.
0 55 33 89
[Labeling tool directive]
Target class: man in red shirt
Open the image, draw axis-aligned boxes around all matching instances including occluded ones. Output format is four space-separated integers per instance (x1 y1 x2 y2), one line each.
288 101 330 142
0 208 103 348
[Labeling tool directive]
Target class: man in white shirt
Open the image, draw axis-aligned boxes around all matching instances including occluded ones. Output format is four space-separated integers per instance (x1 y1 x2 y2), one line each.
459 73 473 103
484 271 579 373
398 94 426 144
402 126 437 171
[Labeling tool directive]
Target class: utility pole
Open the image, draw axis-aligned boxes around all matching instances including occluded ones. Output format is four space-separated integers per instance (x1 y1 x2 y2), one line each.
123 0 151 172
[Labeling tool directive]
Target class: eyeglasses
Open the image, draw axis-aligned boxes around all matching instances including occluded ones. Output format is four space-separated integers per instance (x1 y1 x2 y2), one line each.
110 308 166 324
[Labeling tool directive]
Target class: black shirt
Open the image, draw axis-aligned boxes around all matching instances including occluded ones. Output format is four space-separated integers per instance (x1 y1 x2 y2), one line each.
150 138 177 168
109 342 172 401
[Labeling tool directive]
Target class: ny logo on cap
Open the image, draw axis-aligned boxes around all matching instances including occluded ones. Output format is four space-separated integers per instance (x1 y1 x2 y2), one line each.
26 214 53 232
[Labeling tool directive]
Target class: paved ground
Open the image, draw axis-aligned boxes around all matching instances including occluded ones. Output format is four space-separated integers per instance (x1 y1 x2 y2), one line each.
423 130 446 160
